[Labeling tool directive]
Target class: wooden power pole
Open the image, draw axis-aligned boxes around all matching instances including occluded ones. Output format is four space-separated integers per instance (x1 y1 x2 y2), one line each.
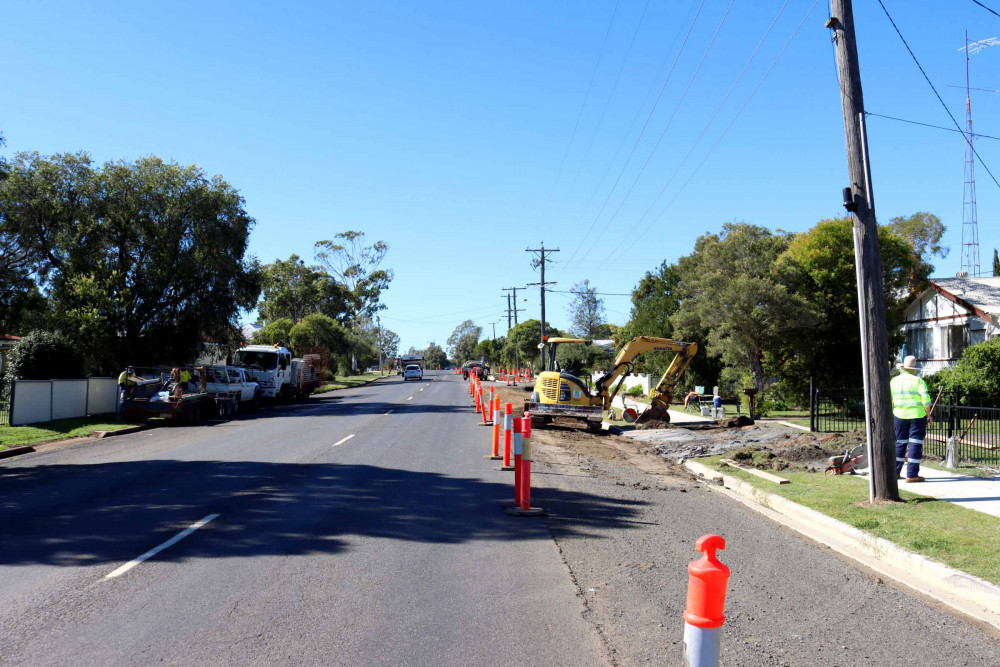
526 243 559 371
828 0 899 502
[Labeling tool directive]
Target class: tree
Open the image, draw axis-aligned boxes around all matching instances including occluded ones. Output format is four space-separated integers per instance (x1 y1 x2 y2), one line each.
0 152 261 373
3 330 83 381
258 255 350 325
888 212 946 290
777 217 923 395
993 249 999 277
670 223 818 394
567 280 606 337
447 320 481 364
380 329 401 363
502 319 562 368
932 336 1000 398
289 313 348 356
423 343 447 369
315 231 393 371
253 318 294 347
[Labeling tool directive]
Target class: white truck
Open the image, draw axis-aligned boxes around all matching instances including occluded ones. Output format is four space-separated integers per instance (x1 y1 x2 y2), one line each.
233 344 323 401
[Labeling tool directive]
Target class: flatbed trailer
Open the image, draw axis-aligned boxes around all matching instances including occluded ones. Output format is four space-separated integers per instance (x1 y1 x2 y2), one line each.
122 366 237 425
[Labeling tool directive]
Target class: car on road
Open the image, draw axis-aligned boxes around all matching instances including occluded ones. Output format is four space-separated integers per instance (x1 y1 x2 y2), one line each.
403 364 423 381
461 361 487 381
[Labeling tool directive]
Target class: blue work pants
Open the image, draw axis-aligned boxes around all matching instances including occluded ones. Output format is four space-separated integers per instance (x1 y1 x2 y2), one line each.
893 416 926 479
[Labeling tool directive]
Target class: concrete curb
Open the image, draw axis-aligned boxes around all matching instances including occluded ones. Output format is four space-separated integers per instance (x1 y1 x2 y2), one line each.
684 458 1000 631
0 445 36 460
94 424 152 438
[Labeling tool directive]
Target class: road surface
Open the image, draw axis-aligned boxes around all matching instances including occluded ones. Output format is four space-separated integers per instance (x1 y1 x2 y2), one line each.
1 371 996 665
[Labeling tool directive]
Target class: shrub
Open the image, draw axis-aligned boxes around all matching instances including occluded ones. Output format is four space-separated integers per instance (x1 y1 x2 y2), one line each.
4 330 84 381
625 384 645 397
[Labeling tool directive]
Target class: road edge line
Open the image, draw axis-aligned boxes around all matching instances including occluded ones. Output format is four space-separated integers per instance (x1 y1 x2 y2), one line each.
684 458 1000 631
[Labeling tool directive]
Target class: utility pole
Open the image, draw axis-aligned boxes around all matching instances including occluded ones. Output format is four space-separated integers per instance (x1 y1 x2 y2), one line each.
376 315 383 375
828 0 899 502
490 321 497 340
526 243 559 370
502 287 526 329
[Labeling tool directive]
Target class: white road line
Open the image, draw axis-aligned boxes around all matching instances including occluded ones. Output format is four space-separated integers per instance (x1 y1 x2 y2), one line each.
385 409 394 415
419 387 425 391
332 434 355 447
104 514 219 580
407 396 413 401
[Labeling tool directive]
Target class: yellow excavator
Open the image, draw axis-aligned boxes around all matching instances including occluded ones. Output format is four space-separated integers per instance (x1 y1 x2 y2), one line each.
527 336 698 430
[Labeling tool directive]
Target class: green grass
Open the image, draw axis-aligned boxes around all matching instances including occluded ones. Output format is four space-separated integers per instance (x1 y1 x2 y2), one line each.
702 457 1000 585
0 416 142 449
315 371 384 394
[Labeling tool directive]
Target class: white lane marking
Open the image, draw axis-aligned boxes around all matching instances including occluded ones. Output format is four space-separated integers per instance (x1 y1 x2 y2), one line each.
104 514 219 580
407 396 413 401
385 409 394 415
332 434 355 447
419 387 425 392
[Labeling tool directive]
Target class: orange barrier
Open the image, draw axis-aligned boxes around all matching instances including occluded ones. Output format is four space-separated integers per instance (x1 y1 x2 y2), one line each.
683 535 730 666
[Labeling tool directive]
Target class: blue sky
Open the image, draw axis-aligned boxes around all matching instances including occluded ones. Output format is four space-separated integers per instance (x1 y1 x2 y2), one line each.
4 1 998 353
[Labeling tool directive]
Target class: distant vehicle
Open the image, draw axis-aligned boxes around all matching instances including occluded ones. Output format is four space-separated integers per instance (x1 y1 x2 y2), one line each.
462 361 487 381
403 364 423 381
366 366 379 373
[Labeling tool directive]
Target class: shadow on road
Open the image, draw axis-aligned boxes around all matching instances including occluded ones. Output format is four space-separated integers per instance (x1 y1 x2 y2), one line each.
0 459 647 567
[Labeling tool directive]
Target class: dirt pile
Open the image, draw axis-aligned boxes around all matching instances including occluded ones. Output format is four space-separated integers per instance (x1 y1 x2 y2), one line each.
720 415 754 428
637 419 672 430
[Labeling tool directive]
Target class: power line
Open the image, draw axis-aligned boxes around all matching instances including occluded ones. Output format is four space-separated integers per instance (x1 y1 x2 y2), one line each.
539 1 622 217
874 0 1000 190
563 0 709 265
971 0 1000 19
865 111 1000 141
561 0 652 201
604 0 821 264
546 288 632 296
577 0 738 264
595 0 793 262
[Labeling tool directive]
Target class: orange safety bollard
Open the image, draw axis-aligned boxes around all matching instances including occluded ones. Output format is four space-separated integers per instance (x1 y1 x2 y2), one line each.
502 412 519 472
502 403 513 467
506 415 544 516
513 413 526 505
682 535 730 667
490 397 502 459
474 383 481 413
481 388 491 425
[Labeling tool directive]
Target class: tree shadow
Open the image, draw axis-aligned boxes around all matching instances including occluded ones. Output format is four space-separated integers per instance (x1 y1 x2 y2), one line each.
0 459 647 567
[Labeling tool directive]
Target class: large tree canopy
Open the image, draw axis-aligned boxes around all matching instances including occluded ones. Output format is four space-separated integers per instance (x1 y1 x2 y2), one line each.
0 152 261 372
257 255 350 325
670 223 817 393
447 320 481 364
566 280 606 338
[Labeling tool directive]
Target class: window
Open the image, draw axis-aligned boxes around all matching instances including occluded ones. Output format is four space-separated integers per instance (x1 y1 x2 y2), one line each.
970 328 987 347
945 325 969 359
906 328 933 359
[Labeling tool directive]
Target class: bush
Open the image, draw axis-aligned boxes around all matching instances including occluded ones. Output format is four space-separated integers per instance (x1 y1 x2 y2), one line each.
932 337 1000 398
4 330 84 381
625 384 645 397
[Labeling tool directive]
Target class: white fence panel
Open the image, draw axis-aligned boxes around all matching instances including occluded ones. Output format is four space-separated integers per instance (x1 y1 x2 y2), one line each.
590 372 652 394
51 379 87 421
87 377 118 416
11 381 52 426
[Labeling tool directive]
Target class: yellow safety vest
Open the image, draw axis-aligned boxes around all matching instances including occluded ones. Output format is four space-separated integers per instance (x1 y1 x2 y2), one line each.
890 371 930 419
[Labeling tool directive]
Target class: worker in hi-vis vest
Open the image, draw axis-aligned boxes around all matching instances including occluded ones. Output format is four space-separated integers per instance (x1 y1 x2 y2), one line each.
890 355 933 482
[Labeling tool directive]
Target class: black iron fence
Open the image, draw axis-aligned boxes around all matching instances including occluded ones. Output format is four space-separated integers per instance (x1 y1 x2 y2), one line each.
0 379 9 427
810 388 1000 466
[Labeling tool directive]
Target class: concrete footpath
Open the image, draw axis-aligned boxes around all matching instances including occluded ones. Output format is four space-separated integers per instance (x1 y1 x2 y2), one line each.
876 466 1000 518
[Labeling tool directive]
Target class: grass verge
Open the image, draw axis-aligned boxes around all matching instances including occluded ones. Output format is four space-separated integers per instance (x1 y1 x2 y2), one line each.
315 371 385 394
0 417 142 449
702 456 1000 586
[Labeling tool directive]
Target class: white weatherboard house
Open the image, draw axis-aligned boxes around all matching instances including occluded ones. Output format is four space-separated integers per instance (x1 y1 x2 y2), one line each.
900 276 1000 376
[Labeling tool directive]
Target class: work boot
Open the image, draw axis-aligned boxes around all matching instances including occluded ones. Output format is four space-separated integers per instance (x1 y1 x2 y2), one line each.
905 476 925 483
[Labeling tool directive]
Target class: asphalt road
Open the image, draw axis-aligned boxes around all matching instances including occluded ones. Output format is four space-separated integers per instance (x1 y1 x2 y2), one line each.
0 372 604 666
2 372 998 666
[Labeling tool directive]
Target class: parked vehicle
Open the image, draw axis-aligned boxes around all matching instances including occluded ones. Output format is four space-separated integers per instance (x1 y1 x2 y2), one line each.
398 353 423 377
403 364 423 381
234 344 322 401
462 361 487 381
204 365 260 414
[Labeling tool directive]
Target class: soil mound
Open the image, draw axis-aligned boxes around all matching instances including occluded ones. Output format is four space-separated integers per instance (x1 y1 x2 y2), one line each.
637 419 672 430
720 415 754 428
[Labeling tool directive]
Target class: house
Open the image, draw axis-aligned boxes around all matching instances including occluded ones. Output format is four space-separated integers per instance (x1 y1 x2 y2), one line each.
900 276 1000 376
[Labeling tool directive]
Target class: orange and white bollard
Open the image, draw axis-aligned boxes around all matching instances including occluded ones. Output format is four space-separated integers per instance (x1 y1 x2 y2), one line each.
513 413 526 505
502 403 513 467
480 387 491 425
506 415 544 516
474 383 481 413
683 535 730 667
490 397 502 459
502 412 519 472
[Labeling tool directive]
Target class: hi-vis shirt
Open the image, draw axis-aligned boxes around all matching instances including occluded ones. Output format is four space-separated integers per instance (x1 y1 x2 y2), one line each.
890 372 930 419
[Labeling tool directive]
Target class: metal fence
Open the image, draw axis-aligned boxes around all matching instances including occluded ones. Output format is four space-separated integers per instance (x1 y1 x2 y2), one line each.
810 390 865 433
928 400 1000 467
810 388 1000 466
0 379 9 427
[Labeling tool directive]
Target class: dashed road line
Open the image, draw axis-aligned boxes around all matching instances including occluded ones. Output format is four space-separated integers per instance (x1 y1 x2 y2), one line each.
104 514 220 580
385 409 394 415
332 434 355 447
407 396 413 401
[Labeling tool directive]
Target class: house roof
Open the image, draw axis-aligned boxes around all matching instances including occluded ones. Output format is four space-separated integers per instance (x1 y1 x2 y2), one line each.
928 276 1000 321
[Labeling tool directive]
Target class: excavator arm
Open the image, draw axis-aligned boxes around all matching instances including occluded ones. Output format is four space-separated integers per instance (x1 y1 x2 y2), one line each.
594 337 698 423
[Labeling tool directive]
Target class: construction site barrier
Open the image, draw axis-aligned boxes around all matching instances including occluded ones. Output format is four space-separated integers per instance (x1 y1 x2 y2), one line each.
491 397 502 459
506 415 543 516
502 403 513 468
683 535 730 667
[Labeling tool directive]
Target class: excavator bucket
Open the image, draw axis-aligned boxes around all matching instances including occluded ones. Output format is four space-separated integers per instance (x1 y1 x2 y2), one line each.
633 399 670 425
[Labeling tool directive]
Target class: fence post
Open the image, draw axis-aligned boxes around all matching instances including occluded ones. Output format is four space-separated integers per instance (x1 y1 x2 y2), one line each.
947 392 955 439
809 376 815 432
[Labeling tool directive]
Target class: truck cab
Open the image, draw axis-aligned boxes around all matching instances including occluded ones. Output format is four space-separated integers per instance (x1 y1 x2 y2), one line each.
234 345 295 399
